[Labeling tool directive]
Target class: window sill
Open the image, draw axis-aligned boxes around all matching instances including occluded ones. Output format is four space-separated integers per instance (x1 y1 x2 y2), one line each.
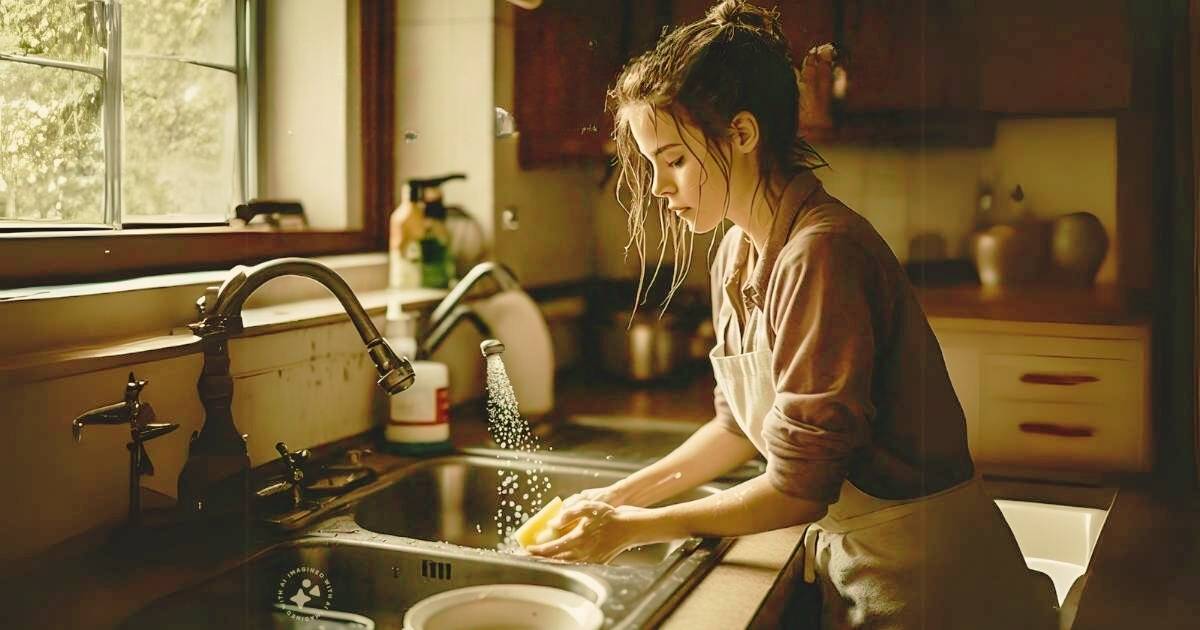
0 286 449 388
0 227 375 288
0 252 452 387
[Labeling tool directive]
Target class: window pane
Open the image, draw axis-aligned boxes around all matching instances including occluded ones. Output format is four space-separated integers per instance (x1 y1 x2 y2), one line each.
123 0 236 67
122 58 237 221
0 0 103 66
0 62 104 224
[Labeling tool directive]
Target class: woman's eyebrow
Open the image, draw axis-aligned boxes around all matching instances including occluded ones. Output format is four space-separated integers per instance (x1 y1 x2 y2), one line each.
652 143 682 157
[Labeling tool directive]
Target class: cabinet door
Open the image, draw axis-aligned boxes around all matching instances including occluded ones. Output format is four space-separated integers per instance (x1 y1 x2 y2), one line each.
514 1 625 167
977 0 1131 113
839 0 979 112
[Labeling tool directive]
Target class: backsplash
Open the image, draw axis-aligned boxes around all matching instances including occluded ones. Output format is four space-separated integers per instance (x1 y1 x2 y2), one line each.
0 292 579 565
593 117 1119 288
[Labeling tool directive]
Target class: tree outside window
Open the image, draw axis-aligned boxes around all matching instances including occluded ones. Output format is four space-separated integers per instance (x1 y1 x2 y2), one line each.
0 0 248 227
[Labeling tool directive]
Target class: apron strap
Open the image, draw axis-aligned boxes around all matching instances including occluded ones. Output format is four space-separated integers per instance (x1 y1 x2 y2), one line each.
802 522 820 584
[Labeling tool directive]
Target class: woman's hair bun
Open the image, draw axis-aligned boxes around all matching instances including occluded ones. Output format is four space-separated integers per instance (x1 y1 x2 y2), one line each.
706 0 779 33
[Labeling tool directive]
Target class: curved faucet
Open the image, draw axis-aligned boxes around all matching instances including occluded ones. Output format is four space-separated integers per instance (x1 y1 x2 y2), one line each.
179 257 416 515
418 261 521 359
192 257 415 394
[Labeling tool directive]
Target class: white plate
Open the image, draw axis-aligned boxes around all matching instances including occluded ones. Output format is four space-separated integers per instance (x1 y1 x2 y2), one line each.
403 584 605 630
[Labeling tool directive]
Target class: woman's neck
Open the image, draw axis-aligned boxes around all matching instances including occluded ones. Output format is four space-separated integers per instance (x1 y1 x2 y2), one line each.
735 173 790 255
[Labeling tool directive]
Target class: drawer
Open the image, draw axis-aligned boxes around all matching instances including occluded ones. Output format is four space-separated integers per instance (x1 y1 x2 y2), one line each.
978 400 1147 471
981 354 1138 405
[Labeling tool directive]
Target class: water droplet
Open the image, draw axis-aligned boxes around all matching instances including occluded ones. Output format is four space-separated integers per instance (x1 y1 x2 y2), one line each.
587 39 596 49
605 455 613 460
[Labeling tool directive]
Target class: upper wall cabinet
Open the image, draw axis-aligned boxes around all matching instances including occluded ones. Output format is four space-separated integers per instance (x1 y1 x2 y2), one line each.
838 0 979 112
511 0 1136 163
976 0 1131 113
835 0 993 145
514 0 627 167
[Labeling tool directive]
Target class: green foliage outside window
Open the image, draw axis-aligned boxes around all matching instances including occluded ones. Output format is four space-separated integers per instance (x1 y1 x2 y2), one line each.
0 0 239 225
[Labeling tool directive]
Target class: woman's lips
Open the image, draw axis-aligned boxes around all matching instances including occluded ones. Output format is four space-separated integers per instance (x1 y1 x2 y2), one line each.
670 206 691 215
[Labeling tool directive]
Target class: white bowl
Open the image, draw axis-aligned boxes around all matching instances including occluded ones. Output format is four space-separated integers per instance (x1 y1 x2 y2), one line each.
403 584 605 630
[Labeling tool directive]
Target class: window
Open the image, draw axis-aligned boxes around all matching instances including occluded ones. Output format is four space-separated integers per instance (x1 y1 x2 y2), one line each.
0 0 252 228
0 1 393 289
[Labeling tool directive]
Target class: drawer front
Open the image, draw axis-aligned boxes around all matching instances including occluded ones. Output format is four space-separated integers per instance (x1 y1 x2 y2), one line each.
978 400 1146 471
981 354 1138 405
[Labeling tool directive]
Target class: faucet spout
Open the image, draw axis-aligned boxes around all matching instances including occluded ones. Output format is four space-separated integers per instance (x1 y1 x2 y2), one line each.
192 257 416 394
180 258 416 516
419 261 520 359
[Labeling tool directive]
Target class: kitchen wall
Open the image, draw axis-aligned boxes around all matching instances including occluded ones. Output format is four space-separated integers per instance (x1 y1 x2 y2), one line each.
393 0 603 288
259 0 354 229
493 1 605 288
394 0 496 255
592 117 1120 289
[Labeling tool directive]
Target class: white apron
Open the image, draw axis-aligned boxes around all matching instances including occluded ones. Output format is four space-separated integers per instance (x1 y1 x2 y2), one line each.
710 300 1058 630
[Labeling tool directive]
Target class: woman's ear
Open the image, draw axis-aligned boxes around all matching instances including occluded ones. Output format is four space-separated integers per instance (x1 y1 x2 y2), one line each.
729 111 760 155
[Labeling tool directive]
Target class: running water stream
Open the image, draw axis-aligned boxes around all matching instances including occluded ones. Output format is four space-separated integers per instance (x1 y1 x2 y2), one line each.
482 341 553 551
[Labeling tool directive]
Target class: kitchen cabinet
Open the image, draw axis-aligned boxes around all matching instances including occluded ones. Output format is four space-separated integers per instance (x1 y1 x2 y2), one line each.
976 0 1131 113
933 319 1151 476
513 0 627 167
839 0 977 113
832 0 994 146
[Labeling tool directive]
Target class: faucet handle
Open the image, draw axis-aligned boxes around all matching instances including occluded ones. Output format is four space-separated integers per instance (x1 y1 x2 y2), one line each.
344 448 372 466
124 371 147 409
274 442 310 484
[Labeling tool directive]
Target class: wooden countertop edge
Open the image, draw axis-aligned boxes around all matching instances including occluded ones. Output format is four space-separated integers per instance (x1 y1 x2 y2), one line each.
660 524 810 630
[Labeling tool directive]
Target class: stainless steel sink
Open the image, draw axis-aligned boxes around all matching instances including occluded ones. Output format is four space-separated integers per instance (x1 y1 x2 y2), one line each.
122 537 606 629
465 414 766 482
125 454 733 629
354 455 709 567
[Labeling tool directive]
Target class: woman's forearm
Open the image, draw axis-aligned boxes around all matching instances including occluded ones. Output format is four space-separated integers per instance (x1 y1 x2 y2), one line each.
627 475 829 543
609 419 759 508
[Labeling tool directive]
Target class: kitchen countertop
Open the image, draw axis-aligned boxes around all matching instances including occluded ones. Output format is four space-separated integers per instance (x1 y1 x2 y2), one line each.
6 368 1198 629
914 283 1151 326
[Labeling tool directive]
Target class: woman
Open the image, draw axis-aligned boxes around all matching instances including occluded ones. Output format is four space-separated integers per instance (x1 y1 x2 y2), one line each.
527 2 1057 628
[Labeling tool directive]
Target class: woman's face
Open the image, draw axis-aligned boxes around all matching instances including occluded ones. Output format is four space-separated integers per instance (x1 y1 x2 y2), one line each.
625 104 730 234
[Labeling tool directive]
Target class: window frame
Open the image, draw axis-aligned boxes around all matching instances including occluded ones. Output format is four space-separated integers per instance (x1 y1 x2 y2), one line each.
0 0 394 288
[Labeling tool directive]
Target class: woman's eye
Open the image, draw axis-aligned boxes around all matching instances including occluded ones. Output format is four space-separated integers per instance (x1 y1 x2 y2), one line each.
668 156 684 168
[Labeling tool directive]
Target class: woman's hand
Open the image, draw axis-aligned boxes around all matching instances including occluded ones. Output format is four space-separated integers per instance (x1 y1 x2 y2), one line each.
562 484 627 510
525 500 649 564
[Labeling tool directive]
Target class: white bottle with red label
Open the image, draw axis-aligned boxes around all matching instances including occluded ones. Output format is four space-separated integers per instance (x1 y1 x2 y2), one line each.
383 313 452 454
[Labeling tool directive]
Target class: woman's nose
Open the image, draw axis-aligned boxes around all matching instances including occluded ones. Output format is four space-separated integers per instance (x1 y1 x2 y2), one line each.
651 169 673 198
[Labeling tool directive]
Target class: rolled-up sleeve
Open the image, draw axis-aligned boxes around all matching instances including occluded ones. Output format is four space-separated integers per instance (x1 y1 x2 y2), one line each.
762 234 876 503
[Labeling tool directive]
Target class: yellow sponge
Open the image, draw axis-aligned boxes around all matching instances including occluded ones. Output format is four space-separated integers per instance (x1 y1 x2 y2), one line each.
512 496 563 548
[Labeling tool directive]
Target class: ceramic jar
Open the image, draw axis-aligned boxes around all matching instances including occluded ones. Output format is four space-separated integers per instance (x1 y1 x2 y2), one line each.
1049 212 1109 285
968 219 1050 287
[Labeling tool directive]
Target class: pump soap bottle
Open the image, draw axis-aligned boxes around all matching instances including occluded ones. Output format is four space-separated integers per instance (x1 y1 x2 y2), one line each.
416 173 466 289
389 182 427 289
417 174 463 286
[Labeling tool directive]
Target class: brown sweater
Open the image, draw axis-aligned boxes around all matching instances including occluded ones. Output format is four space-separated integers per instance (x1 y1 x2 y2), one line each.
710 170 974 503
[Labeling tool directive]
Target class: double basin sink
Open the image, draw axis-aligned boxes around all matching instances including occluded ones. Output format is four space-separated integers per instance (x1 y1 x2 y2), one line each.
123 452 733 629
